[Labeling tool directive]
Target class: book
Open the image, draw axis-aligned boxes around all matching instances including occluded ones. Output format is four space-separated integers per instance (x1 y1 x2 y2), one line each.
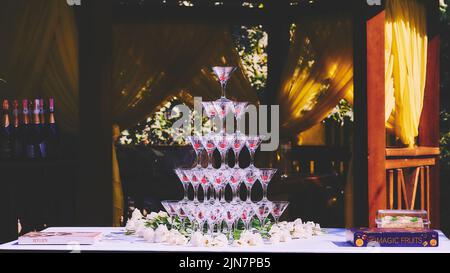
18 232 103 245
346 228 439 247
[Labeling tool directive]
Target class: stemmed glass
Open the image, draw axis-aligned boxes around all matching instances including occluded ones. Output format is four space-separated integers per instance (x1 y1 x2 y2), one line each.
214 134 232 169
187 136 204 169
175 201 189 231
185 202 198 235
206 203 223 235
251 201 273 229
271 201 289 225
258 168 278 201
246 136 262 167
240 204 256 231
194 203 208 234
202 102 219 134
161 200 179 230
212 66 236 134
233 102 248 134
174 168 191 201
223 203 241 242
229 168 243 204
231 134 246 169
212 66 236 98
207 168 229 203
243 166 259 203
200 134 216 169
195 169 211 202
185 169 200 203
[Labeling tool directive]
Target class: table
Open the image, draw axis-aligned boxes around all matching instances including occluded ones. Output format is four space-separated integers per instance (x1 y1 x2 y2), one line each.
1 227 450 253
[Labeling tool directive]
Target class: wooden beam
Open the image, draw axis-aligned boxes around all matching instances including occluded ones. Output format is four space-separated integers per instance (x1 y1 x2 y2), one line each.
366 8 387 227
386 147 440 157
386 158 435 170
418 1 441 228
76 0 113 226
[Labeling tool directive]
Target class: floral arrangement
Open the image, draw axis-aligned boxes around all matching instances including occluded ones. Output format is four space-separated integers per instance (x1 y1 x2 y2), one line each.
124 209 323 247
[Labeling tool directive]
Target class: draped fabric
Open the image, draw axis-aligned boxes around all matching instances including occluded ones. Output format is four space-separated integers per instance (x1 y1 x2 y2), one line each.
385 0 428 146
0 0 79 133
112 23 258 130
277 16 353 138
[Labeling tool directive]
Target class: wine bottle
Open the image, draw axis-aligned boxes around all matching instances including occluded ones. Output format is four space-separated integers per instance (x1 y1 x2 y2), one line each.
11 100 23 158
0 100 12 159
37 98 47 158
46 98 59 159
31 99 45 158
22 99 36 159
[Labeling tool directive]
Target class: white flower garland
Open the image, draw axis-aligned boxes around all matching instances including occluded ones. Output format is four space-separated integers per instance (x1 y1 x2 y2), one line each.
125 209 324 247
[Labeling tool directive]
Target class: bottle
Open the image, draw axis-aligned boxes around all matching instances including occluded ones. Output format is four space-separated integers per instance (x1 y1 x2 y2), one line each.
0 100 12 159
31 99 45 158
46 98 59 159
11 100 23 158
22 99 36 159
37 99 47 158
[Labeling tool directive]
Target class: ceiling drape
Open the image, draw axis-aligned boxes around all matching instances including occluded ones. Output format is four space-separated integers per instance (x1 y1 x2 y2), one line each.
385 0 428 147
0 0 79 134
277 16 353 138
112 23 258 130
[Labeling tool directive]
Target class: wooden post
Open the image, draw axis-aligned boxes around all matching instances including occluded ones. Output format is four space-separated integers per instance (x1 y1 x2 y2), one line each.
353 2 386 227
418 2 440 228
76 0 113 226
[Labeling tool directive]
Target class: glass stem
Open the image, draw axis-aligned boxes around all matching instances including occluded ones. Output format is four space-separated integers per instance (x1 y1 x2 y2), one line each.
207 151 213 169
231 187 237 203
196 150 202 168
227 222 234 242
193 184 199 202
234 151 239 168
221 186 226 202
246 185 252 203
250 150 255 167
183 184 189 201
220 152 226 168
262 184 268 201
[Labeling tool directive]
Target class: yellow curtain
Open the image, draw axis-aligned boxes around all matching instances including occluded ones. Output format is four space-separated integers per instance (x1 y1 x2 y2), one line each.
385 0 428 146
0 0 78 133
112 23 258 130
277 16 353 138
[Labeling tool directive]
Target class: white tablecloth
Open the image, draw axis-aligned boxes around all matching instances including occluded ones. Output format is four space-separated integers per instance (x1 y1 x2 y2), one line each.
1 227 450 253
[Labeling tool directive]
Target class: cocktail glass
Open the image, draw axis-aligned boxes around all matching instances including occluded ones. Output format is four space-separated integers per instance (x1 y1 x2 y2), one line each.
194 203 208 234
174 168 191 201
212 66 236 98
161 200 179 230
185 169 200 203
251 201 273 229
206 203 223 235
213 134 232 169
232 102 248 134
240 204 256 231
196 169 211 202
270 201 289 225
258 168 278 201
224 203 241 242
243 166 259 203
175 201 189 231
187 135 204 169
200 134 216 169
213 98 234 134
229 168 243 204
231 134 246 169
246 136 262 167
